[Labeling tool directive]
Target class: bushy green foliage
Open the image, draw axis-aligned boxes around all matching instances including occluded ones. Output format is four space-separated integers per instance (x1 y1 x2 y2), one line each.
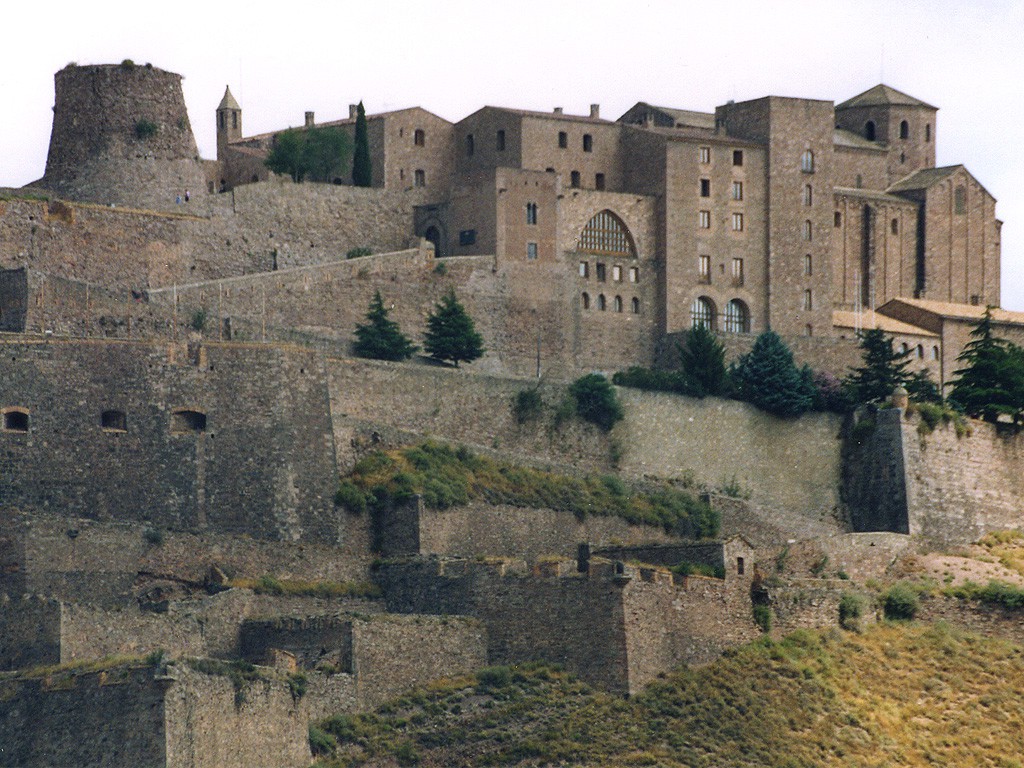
569 373 623 431
189 309 206 332
678 324 730 397
843 328 913 405
731 331 815 417
337 441 718 537
671 561 725 579
948 307 1024 423
512 388 543 424
423 290 485 367
838 593 867 631
134 119 158 140
476 666 514 692
353 291 418 361
346 246 373 259
265 125 352 183
309 724 337 756
612 366 690 395
229 574 380 599
883 583 919 620
752 604 772 632
352 101 371 187
946 579 1024 610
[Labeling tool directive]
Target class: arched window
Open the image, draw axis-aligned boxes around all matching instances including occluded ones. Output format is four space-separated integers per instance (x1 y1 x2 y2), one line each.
414 129 425 146
691 296 716 330
803 289 813 310
916 344 924 359
2 407 29 433
900 120 909 139
171 409 207 434
723 299 750 333
598 294 607 311
803 220 813 241
801 150 814 173
631 297 640 314
803 184 813 206
932 345 939 360
577 210 637 258
865 121 876 141
613 295 623 313
582 292 590 309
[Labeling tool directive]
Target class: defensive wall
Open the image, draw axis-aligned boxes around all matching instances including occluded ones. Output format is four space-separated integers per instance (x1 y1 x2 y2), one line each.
845 408 1024 546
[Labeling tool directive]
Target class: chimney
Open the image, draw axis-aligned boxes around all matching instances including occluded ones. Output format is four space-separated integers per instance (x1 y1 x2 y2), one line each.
590 104 600 119
553 107 563 115
304 111 315 128
349 104 358 119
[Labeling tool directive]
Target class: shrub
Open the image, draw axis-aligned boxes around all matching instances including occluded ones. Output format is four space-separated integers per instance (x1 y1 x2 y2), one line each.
346 246 372 259
838 593 866 631
883 583 919 620
189 309 206 332
308 724 336 756
120 59 136 70
570 373 624 432
612 366 688 395
476 665 514 691
731 331 815 417
335 480 369 513
671 561 724 579
753 604 772 632
288 672 308 700
143 525 164 546
134 119 158 140
513 388 543 424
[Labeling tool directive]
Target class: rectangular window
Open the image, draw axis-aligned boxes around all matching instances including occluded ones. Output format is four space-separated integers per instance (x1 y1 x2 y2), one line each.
558 131 568 149
699 254 711 282
583 134 593 152
803 289 813 310
732 258 744 285
459 229 477 246
612 265 622 282
733 150 743 166
732 181 743 201
496 130 506 151
629 267 638 283
955 186 966 214
526 202 538 225
804 254 812 276
732 212 744 231
579 261 589 278
700 178 711 197
527 242 538 260
595 173 605 190
571 171 581 188
699 146 711 164
596 263 606 281
414 169 426 187
699 210 711 229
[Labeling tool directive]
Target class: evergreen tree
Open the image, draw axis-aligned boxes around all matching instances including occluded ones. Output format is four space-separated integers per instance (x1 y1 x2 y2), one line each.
843 328 913 405
569 373 624 432
423 290 485 367
265 129 305 182
265 126 351 183
678 324 730 397
731 331 815 417
352 291 417 361
352 101 371 187
948 308 1024 423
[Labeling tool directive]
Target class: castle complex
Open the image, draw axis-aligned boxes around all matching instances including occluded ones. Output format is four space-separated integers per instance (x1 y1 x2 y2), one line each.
2 62 1024 767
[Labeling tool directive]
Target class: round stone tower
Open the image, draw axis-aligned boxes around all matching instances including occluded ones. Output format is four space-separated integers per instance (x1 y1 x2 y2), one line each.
40 62 209 209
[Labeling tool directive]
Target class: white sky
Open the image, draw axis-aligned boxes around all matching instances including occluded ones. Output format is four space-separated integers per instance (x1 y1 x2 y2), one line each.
2 0 1022 308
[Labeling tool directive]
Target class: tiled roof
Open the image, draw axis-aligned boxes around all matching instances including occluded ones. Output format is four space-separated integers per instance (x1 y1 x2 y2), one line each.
881 298 1024 326
833 187 912 205
836 84 937 111
886 165 963 193
833 128 885 151
833 310 938 337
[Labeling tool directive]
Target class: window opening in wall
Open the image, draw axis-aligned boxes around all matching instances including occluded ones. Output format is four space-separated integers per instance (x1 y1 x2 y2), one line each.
699 254 711 283
955 185 966 214
834 211 842 227
558 131 568 149
466 134 475 156
926 124 931 142
171 409 207 434
496 129 505 151
801 150 814 173
803 220 812 241
805 324 813 337
614 295 623 312
101 410 127 432
582 292 590 309
916 344 924 359
732 181 743 201
612 265 622 282
527 242 538 260
732 258 744 285
732 213 744 232
700 178 711 197
932 345 939 360
595 173 605 190
724 299 749 333
570 170 581 188
803 184 813 206
459 229 477 246
699 210 711 229
583 134 593 152
629 266 639 283
598 294 607 311
414 169 426 187
856 174 863 189
577 210 637 257
691 296 715 330
900 120 909 139
631 297 640 314
526 202 538 225
891 218 899 235
804 254 812 276
596 263 606 281
901 342 909 354
865 121 876 141
232 112 237 130
732 150 743 166
579 261 589 278
737 557 745 575
900 152 906 164
803 289 813 310
970 294 980 306
2 408 29 433
414 128 425 146
699 146 711 164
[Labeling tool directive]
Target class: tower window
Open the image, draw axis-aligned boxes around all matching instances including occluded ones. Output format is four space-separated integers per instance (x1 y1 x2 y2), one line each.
526 202 538 225
466 134 475 156
527 242 538 260
631 297 640 314
171 409 207 434
926 124 931 142
496 130 505 151
803 184 813 206
595 173 606 190
803 220 813 241
865 121 876 141
691 297 716 330
955 185 966 214
891 218 899 235
732 181 743 201
414 129 425 146
570 170 581 188
731 213 744 232
583 134 593 152
414 169 426 187
803 289 813 311
733 150 743 166
699 254 711 282
804 254 812 276
900 120 909 139
101 410 127 432
699 210 711 229
558 131 568 149
700 179 711 197
699 146 711 164
801 150 814 173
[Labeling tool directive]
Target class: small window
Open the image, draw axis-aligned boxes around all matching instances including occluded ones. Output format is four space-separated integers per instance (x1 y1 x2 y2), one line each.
582 292 590 309
527 242 538 260
466 134 475 156
595 173 605 190
732 181 743 201
583 134 593 152
631 297 640 314
570 170 581 188
598 294 607 311
629 267 639 283
803 184 812 207
101 410 127 432
558 131 568 149
699 254 711 282
804 254 812 276
925 124 932 142
2 408 29 433
171 409 207 434
865 121 876 141
732 150 743 166
801 150 815 173
579 261 589 278
699 146 711 164
955 185 966 214
731 258 744 285
900 120 909 140
732 213 744 232
613 295 623 312
891 218 899 235
496 130 505 151
737 557 745 575
916 344 924 359
932 345 939 360
699 210 711 229
803 220 812 241
612 265 622 282
459 229 477 246
805 324 813 337
414 129 425 146
526 202 538 225
414 169 426 187
855 174 863 189
803 289 813 310
232 112 237 130
700 178 711 197
596 263 606 281
834 211 842 227
901 342 910 354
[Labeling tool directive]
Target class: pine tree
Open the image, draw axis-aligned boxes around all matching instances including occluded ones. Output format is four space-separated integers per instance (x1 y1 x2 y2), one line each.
423 290 485 367
352 101 371 187
352 291 417 361
843 328 913 405
948 308 1024 423
678 324 729 397
731 331 815 417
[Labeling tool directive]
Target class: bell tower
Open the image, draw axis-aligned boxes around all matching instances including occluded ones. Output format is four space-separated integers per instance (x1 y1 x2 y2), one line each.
216 86 242 160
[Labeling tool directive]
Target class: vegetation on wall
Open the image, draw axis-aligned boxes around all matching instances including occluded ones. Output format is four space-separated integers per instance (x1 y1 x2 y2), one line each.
265 126 352 183
335 441 718 537
423 290 485 367
352 291 417 362
568 374 623 432
134 119 158 140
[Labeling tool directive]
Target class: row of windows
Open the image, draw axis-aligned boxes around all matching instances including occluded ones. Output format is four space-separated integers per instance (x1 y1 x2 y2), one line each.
582 293 640 313
863 120 931 142
699 180 744 200
697 146 812 173
569 171 606 190
690 297 750 334
698 256 744 286
1 409 208 434
579 261 639 283
832 210 902 234
465 130 596 156
698 211 744 231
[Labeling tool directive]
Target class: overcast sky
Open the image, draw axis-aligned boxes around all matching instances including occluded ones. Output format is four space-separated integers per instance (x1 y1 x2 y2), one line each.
3 0 1022 308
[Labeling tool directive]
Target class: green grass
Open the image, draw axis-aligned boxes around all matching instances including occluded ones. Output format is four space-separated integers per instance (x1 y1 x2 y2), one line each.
311 623 1024 767
335 441 718 538
227 575 381 599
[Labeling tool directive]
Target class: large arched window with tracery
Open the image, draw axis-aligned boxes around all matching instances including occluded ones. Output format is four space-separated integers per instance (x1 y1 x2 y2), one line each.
577 210 637 258
690 296 716 330
723 299 750 333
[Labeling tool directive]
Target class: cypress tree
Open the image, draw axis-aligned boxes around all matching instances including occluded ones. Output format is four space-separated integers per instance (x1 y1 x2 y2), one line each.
423 290 485 367
352 291 417 361
352 101 371 187
731 331 815 417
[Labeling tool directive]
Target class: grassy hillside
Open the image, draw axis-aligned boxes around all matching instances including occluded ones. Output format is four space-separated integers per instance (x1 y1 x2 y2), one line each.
312 622 1024 768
